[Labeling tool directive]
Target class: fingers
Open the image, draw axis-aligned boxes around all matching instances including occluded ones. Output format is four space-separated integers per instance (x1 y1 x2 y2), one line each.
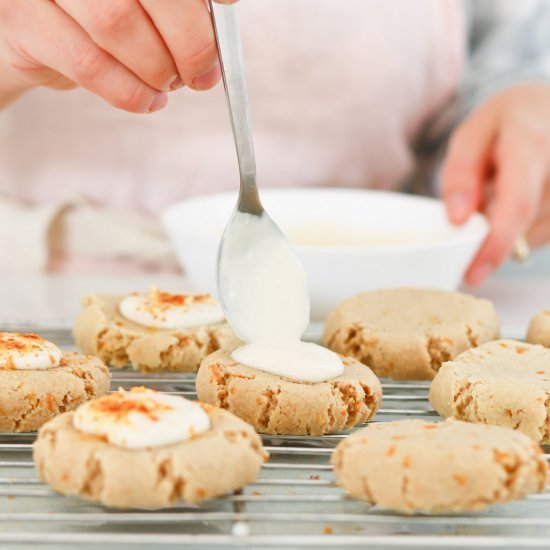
10 0 166 113
465 126 546 285
139 0 220 90
442 105 497 224
55 0 180 92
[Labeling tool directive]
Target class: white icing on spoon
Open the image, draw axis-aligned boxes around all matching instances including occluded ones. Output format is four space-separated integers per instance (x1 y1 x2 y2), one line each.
219 213 344 382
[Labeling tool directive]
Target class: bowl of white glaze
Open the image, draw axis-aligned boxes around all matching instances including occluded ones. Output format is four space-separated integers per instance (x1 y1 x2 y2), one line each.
162 188 488 321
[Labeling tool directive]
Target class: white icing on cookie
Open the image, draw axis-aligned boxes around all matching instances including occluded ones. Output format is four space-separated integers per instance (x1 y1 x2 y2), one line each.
0 332 62 370
232 342 343 383
73 388 210 449
119 289 224 330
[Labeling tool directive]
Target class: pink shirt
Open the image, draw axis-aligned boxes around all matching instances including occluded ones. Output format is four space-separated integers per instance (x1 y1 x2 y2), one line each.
0 0 464 273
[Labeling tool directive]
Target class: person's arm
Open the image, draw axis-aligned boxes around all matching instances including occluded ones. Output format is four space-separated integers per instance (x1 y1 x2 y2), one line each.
0 0 236 112
442 0 550 285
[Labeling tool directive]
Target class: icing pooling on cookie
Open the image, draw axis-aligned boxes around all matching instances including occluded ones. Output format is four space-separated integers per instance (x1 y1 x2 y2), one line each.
219 212 344 382
119 289 225 330
0 332 63 370
232 342 344 383
73 388 210 449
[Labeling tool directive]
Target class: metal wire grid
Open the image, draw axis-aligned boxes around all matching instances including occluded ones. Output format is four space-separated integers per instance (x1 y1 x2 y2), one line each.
0 329 549 548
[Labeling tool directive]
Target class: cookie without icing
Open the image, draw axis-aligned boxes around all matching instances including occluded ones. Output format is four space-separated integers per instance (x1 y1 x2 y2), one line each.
33 403 266 509
526 310 550 347
324 288 500 380
430 339 550 443
0 351 110 432
332 419 548 514
196 349 382 436
73 293 241 373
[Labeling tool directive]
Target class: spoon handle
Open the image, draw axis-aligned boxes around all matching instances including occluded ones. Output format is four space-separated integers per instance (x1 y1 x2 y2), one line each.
208 1 261 214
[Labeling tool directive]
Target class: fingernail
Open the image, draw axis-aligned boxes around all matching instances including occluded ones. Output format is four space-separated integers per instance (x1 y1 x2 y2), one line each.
467 262 493 287
192 63 221 91
169 76 184 91
148 92 168 113
447 191 471 223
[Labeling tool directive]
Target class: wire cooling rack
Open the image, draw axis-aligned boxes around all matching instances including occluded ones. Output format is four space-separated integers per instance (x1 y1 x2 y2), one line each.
0 327 549 549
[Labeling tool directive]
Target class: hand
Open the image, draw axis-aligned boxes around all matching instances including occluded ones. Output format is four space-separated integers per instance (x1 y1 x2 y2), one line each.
442 84 550 285
0 0 237 113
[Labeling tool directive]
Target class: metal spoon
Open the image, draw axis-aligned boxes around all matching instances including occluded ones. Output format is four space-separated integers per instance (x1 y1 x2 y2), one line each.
209 1 310 344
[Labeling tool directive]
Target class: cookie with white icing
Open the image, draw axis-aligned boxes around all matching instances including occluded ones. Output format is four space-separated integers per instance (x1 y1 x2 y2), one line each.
196 349 382 435
73 290 241 373
324 288 500 380
332 419 548 514
33 388 266 509
0 333 110 432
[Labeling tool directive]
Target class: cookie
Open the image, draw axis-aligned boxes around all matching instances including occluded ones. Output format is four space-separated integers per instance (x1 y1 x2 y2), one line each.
527 310 550 347
33 401 266 509
73 292 241 373
196 349 382 435
430 339 550 443
332 419 548 514
0 350 110 432
324 288 500 380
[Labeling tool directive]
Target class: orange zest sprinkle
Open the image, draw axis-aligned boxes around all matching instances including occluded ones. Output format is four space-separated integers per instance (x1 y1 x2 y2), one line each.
453 473 467 486
209 364 223 384
46 394 56 412
0 333 45 352
385 445 396 457
323 527 333 535
87 389 173 423
145 288 211 310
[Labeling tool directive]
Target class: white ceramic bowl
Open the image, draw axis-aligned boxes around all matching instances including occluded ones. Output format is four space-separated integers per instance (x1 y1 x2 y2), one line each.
162 188 488 321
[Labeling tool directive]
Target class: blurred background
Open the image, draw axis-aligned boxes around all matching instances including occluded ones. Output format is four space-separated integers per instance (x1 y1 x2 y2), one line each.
0 0 549 314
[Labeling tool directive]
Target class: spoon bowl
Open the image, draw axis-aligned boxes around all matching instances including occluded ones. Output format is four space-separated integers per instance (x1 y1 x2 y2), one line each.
209 1 310 342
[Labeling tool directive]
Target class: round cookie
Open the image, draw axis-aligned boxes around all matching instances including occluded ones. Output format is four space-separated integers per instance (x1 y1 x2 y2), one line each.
332 419 548 514
73 293 241 373
196 349 382 436
324 288 500 380
0 350 110 432
527 310 550 347
430 339 550 443
33 402 266 509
